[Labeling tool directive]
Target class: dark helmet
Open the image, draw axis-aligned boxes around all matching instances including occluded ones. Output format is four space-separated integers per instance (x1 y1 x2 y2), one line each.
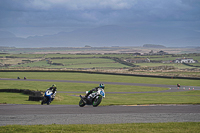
99 83 105 89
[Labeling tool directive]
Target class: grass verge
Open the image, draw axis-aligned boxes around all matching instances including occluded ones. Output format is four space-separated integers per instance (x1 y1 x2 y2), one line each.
1 90 200 105
0 122 200 133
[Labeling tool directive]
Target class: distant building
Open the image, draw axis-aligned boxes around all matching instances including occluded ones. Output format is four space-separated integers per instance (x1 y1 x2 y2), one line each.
156 50 168 55
144 50 168 55
149 50 154 55
174 58 196 63
132 52 142 56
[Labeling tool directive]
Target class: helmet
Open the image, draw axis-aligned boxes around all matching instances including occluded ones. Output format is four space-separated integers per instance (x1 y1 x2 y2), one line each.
99 83 105 89
52 84 56 88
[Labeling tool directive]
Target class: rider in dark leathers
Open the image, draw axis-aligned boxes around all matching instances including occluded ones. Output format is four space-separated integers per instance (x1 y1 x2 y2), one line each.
177 84 180 87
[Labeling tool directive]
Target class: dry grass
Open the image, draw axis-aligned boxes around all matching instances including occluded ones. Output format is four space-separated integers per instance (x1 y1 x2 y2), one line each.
54 94 64 101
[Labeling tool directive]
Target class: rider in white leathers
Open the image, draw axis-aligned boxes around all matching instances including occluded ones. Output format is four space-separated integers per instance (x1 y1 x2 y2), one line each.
83 83 105 103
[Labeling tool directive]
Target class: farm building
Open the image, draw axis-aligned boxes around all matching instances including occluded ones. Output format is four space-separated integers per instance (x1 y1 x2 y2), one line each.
174 58 196 63
156 50 168 55
144 50 168 55
132 52 142 56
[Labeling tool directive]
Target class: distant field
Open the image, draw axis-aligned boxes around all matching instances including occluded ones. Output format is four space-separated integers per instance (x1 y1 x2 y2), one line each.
135 63 197 69
9 58 129 69
10 60 50 68
142 54 200 62
0 72 200 86
1 53 200 78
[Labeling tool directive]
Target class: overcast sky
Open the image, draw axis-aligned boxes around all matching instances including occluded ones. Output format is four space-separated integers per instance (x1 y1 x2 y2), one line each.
0 0 200 38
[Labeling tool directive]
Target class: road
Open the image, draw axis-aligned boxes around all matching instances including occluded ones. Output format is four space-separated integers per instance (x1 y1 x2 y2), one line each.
0 78 200 125
0 104 200 125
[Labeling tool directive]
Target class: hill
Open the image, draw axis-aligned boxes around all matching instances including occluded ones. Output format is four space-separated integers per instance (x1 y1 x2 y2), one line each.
143 44 166 48
0 25 200 48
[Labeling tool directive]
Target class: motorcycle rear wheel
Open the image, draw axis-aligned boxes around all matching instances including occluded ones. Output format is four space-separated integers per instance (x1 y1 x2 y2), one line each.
79 99 86 107
93 96 102 107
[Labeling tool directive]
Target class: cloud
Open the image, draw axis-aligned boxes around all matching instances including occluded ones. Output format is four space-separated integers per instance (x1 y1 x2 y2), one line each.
24 0 136 10
0 0 199 37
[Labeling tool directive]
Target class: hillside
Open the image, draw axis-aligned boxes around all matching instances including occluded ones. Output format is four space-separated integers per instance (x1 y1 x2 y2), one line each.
0 25 200 48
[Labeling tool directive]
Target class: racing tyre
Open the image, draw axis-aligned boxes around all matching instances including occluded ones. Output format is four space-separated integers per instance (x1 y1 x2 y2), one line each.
93 96 102 107
41 97 46 105
79 99 86 107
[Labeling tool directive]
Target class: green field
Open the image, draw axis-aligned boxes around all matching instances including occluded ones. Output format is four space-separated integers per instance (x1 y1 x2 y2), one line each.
1 46 200 132
0 72 200 105
0 72 200 86
8 57 130 69
1 53 200 71
1 72 200 132
1 122 200 133
1 88 199 105
135 63 197 69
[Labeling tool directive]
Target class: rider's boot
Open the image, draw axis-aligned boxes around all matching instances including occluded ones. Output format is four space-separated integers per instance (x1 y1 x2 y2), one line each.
80 94 89 103
81 96 88 103
51 98 54 102
83 92 91 103
80 91 91 103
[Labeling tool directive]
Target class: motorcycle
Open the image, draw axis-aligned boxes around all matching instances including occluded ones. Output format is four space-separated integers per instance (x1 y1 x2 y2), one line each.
41 89 53 105
177 84 181 87
79 88 105 107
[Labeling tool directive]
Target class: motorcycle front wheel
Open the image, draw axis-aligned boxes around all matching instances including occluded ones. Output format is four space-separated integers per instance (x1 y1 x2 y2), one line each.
41 97 47 105
79 99 86 107
93 96 102 107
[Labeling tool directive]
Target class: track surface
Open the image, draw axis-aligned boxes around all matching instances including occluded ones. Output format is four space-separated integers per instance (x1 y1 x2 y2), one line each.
1 104 200 125
0 78 200 125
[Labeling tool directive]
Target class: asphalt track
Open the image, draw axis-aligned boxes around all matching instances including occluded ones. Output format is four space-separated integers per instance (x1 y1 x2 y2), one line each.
1 104 200 125
0 78 200 125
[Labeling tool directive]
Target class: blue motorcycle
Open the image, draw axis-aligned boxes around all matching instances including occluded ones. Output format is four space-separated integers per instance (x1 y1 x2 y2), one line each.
41 89 53 105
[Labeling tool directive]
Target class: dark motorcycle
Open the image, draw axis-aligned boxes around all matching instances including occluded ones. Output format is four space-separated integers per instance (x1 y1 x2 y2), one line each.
177 84 180 87
79 88 105 107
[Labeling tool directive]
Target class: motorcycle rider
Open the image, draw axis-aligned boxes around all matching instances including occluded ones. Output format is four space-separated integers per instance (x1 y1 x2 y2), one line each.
82 83 105 103
47 84 57 103
177 84 180 87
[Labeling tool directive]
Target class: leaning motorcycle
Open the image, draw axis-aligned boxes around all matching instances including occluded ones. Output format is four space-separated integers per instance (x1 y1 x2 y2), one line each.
79 88 105 107
41 89 53 105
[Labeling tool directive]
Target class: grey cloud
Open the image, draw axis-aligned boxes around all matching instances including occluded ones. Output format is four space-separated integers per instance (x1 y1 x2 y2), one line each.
1 0 199 25
24 0 136 10
0 0 199 39
128 0 200 21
